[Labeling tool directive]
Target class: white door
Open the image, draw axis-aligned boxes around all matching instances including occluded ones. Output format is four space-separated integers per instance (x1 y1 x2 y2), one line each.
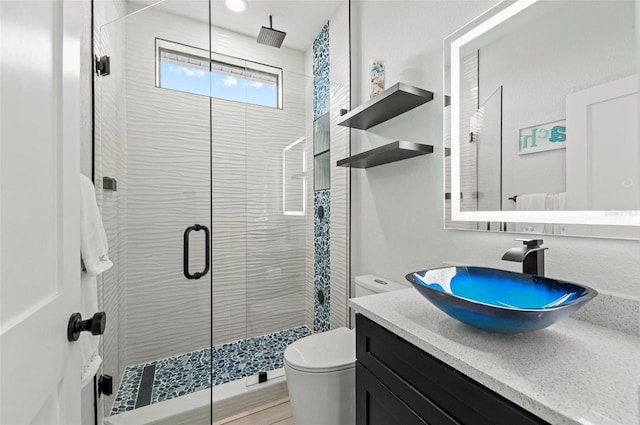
1 1 82 424
566 75 638 237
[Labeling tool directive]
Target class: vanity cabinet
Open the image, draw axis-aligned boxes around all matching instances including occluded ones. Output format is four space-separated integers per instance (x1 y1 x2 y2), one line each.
355 314 549 425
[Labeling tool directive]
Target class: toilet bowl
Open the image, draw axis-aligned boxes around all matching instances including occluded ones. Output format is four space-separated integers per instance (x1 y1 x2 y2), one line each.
284 275 407 425
284 327 356 425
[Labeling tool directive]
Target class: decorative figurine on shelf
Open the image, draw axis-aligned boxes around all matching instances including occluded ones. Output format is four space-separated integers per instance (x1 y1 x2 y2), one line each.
369 57 385 98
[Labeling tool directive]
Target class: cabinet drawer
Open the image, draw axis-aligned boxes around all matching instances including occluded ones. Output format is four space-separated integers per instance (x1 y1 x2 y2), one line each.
356 362 430 425
356 314 549 425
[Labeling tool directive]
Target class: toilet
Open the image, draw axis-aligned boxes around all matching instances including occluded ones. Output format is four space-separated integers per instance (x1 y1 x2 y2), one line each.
284 275 407 425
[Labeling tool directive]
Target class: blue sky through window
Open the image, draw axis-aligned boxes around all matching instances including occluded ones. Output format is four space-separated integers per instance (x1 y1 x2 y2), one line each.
160 62 278 108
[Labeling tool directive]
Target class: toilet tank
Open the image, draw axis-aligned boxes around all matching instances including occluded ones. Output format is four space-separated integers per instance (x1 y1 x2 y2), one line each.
354 275 407 298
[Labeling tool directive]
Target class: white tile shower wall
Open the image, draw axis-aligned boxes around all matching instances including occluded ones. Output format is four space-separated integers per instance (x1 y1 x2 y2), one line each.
305 52 315 330
244 70 309 338
80 2 93 179
210 17 308 341
123 5 308 366
350 1 640 306
94 0 129 414
329 2 351 329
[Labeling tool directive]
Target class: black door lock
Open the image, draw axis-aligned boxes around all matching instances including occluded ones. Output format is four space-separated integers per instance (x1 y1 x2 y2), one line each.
67 312 106 342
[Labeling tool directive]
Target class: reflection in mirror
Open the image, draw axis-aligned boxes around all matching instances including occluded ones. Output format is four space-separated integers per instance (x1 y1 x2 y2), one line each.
475 87 501 212
469 86 503 231
444 0 639 237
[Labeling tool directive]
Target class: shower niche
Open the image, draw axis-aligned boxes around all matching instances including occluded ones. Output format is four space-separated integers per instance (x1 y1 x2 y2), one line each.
314 112 331 190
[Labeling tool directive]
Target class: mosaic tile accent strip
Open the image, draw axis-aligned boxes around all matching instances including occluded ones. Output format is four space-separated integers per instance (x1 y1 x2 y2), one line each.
313 22 331 333
313 22 330 120
110 326 310 415
151 347 211 404
111 363 144 413
314 190 331 332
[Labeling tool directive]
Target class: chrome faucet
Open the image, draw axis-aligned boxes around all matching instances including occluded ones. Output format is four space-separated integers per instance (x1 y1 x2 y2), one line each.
501 239 548 276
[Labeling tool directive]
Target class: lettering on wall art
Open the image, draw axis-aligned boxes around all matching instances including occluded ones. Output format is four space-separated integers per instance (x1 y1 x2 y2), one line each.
518 119 566 155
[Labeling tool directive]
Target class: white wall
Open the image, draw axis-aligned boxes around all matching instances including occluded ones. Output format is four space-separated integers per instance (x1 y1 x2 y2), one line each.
328 2 351 329
350 0 640 305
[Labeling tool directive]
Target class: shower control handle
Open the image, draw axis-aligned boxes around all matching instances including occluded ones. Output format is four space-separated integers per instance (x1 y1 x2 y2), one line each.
67 312 107 342
183 224 210 280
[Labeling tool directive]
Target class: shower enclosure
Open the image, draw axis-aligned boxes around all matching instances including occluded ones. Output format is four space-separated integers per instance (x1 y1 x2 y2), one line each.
94 0 350 422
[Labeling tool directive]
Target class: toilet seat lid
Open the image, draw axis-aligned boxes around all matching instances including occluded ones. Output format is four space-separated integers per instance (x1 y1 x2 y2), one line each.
284 327 355 373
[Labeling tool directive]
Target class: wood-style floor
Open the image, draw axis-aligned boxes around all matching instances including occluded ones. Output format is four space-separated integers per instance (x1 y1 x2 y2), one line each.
213 398 294 425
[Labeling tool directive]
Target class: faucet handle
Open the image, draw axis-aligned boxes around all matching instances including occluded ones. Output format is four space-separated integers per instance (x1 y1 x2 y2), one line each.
515 238 544 248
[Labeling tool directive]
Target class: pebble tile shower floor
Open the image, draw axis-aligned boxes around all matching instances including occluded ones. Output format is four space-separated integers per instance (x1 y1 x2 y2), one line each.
110 326 310 415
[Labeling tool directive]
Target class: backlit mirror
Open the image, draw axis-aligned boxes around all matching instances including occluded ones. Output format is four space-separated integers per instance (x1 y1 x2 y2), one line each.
444 0 640 238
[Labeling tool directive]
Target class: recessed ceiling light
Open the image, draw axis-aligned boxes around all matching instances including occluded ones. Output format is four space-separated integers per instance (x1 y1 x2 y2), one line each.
225 0 247 12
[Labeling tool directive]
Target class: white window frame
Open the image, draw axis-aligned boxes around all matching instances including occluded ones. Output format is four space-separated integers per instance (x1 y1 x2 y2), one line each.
155 38 283 109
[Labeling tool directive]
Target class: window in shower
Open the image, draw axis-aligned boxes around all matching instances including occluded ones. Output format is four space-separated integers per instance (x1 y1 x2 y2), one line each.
156 38 283 109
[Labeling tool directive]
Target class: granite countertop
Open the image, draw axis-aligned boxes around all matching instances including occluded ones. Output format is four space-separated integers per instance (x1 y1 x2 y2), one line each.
349 288 640 425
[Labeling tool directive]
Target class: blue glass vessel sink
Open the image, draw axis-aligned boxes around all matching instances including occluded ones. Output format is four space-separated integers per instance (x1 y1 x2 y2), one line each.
405 267 597 333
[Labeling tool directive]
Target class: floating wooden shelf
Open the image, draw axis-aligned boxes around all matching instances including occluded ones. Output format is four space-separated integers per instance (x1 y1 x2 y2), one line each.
337 83 434 130
337 141 434 169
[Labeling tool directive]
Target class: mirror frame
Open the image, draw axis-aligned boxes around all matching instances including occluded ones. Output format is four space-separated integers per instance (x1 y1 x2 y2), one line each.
449 0 640 227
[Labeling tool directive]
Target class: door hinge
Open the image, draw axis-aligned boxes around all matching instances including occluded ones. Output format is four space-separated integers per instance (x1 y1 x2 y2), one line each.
95 55 110 76
98 374 113 396
103 176 117 191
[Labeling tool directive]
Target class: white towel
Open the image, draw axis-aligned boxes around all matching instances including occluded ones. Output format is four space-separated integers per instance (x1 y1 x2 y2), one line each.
80 273 102 388
553 192 567 210
80 174 113 276
79 174 113 388
515 193 547 233
548 192 568 235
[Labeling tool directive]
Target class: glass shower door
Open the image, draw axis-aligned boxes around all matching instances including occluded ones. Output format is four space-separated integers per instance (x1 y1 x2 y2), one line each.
95 0 212 419
96 1 351 422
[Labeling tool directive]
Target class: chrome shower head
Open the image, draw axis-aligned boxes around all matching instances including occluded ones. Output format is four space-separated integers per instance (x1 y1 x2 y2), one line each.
257 15 286 48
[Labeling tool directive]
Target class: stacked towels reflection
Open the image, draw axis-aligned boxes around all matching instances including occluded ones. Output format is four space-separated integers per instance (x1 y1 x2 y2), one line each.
515 192 567 234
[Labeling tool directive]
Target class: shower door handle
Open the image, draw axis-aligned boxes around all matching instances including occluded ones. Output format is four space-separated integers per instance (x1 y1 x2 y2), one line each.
183 224 210 280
